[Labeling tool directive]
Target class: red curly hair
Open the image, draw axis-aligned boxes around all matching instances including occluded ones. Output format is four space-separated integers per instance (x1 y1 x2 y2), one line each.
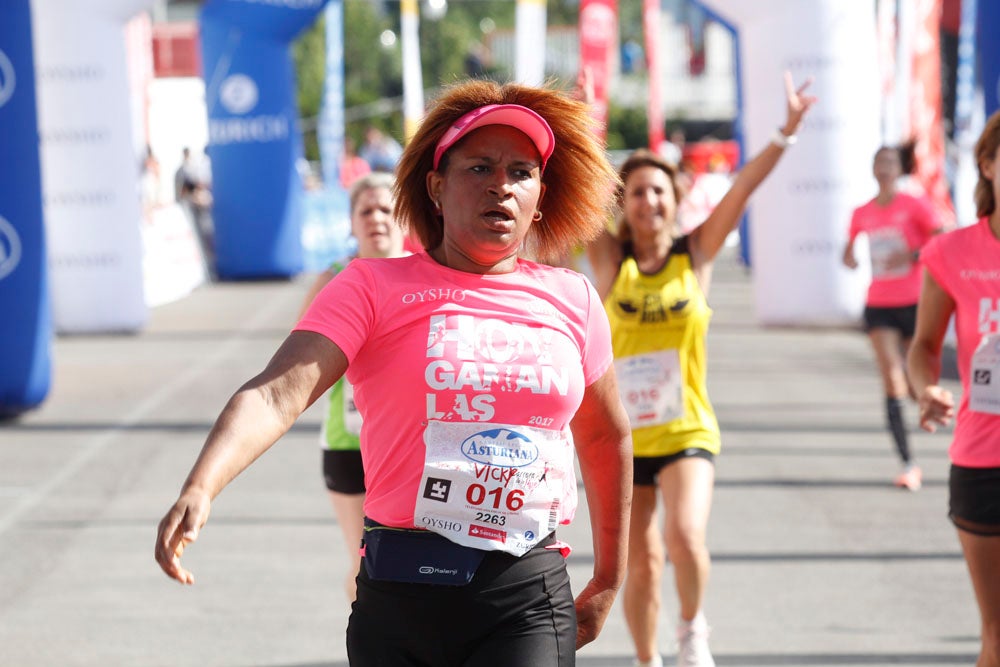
393 79 620 263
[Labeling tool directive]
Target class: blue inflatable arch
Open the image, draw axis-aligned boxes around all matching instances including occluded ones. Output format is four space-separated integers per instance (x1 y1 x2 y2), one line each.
200 0 331 279
0 1 49 418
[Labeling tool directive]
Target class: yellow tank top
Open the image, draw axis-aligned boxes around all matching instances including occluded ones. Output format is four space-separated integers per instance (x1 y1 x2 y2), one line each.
604 238 720 457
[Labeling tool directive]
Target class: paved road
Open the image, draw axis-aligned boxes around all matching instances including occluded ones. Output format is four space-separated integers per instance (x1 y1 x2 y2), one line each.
0 250 977 667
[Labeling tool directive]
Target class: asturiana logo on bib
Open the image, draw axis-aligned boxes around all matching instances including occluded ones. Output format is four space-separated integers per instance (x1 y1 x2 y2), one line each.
461 429 538 468
0 49 16 109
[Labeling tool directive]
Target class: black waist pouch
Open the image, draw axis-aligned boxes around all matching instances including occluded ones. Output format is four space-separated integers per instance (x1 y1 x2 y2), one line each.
361 518 487 586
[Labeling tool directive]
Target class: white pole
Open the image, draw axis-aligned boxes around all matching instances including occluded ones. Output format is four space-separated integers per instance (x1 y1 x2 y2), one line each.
400 0 425 141
514 0 547 85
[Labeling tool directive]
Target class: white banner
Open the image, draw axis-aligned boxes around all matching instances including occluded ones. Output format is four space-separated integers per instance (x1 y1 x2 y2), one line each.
32 0 155 333
699 0 878 326
142 203 208 308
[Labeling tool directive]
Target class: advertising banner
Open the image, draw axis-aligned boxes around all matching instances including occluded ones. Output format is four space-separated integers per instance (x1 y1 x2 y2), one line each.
0 0 50 415
200 0 327 279
952 0 979 227
909 0 955 228
698 0 879 326
578 0 617 139
978 0 1000 116
32 0 155 333
317 0 344 189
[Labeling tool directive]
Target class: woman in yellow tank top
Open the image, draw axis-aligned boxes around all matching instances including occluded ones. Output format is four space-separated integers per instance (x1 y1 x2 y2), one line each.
586 71 817 667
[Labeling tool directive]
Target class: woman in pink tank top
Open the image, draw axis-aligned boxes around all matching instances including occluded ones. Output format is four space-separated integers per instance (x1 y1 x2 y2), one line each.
909 110 1000 667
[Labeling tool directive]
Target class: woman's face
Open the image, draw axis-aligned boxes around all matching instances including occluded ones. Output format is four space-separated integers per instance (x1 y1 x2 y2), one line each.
427 125 545 269
622 165 677 237
351 186 403 258
873 149 902 187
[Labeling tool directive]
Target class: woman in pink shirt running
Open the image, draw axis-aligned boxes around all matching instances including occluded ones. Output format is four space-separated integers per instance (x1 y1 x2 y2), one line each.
155 79 632 666
843 145 941 490
909 110 1000 667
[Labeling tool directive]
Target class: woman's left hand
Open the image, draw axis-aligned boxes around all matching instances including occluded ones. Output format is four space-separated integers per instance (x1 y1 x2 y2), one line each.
781 70 818 137
574 577 619 648
917 384 955 432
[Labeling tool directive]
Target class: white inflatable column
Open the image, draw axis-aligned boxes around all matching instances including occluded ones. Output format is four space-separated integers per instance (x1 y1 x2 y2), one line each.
700 0 880 326
32 0 155 333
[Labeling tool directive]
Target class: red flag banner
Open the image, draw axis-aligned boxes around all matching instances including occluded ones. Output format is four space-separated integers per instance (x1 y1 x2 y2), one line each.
579 0 617 140
644 0 663 150
910 0 956 227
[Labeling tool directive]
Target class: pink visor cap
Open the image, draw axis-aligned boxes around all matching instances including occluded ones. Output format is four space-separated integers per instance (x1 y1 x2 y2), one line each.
432 104 556 171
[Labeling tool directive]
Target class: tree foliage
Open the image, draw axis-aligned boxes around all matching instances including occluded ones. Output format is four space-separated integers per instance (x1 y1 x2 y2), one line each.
293 0 648 160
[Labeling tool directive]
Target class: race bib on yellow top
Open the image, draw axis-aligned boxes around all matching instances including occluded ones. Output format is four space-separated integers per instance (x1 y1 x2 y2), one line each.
342 381 362 436
868 228 910 279
413 420 570 556
615 350 683 428
971 334 1000 415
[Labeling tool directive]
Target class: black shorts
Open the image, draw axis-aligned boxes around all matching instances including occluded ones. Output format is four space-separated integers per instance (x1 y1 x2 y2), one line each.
347 533 576 666
322 449 365 495
633 448 716 486
949 464 1000 535
863 304 917 337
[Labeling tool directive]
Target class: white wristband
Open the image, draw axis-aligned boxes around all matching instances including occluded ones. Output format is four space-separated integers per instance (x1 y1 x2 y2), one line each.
770 129 797 149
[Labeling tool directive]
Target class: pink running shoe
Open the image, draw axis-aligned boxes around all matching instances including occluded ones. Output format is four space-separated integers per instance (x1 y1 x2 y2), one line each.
894 466 922 491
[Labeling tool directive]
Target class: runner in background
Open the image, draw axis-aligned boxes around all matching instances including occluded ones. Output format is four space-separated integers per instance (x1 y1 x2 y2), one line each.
586 71 816 667
842 145 942 491
296 172 405 602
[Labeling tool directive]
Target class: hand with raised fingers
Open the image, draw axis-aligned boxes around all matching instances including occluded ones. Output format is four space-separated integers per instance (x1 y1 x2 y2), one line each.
154 489 211 585
781 70 818 137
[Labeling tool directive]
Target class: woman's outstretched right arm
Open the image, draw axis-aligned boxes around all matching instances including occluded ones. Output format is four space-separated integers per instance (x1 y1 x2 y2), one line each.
154 331 348 584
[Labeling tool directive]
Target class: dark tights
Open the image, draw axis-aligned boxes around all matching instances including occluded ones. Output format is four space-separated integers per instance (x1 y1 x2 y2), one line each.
886 396 911 465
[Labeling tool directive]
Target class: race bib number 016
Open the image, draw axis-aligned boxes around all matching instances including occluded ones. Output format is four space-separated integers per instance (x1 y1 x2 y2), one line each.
413 421 570 556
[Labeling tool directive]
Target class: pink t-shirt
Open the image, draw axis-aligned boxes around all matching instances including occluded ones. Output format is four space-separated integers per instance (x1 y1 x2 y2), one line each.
849 193 940 307
295 252 613 528
921 218 1000 467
